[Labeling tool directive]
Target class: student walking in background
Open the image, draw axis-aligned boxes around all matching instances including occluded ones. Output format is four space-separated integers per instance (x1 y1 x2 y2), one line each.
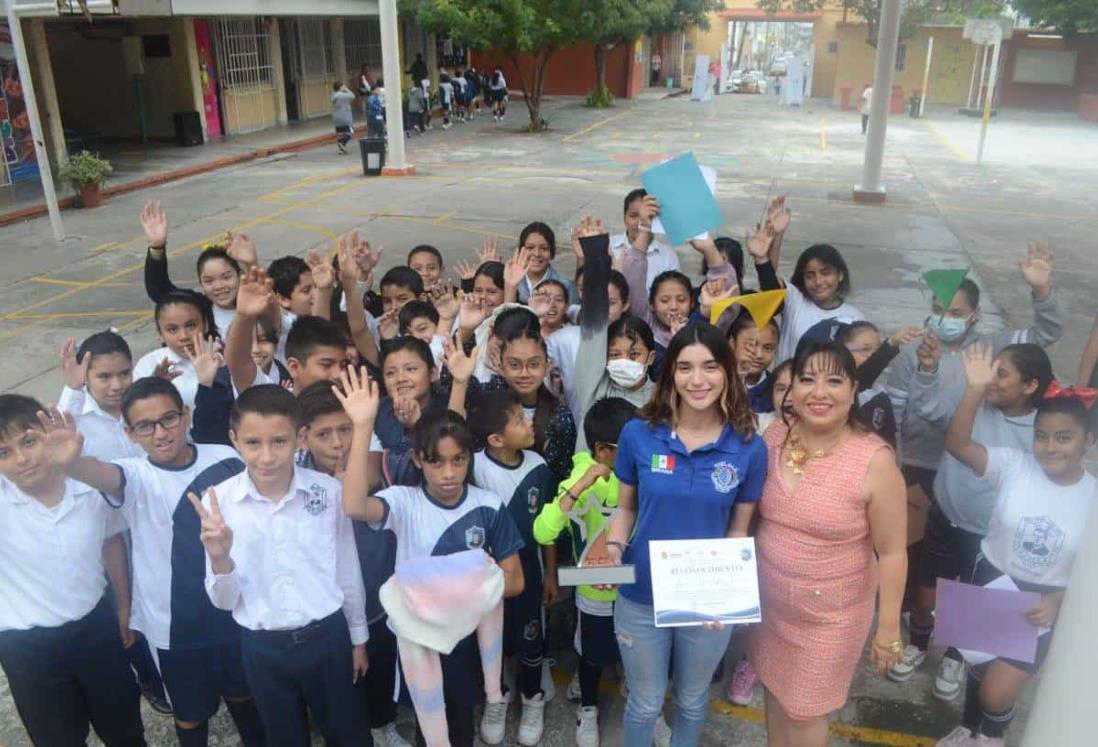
332 83 356 154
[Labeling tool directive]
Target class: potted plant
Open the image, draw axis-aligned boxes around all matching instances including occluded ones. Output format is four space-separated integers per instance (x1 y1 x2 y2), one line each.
59 150 113 208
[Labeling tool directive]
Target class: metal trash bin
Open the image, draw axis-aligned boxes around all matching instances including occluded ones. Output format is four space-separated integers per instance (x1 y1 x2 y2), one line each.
359 137 386 176
173 111 203 146
908 96 921 118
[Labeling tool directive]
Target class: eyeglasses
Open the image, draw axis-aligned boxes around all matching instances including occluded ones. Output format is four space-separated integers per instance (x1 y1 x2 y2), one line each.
130 411 183 437
504 360 546 374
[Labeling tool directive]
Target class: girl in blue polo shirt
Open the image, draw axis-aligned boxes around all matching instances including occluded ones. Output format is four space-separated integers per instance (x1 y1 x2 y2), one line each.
603 323 767 747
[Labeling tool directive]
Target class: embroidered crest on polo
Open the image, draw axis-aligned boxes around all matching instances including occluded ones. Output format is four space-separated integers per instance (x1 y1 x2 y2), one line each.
465 525 486 549
651 454 676 474
711 461 740 493
526 486 540 514
304 483 328 516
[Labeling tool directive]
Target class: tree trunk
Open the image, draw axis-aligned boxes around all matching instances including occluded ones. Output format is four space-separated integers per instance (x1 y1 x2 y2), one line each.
594 43 607 92
509 49 555 131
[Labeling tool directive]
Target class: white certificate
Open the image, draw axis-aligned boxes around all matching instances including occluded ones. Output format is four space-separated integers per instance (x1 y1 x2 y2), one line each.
649 538 762 628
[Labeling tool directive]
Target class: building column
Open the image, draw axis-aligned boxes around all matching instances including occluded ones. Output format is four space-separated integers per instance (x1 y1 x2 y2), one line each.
332 18 348 84
378 0 412 174
27 19 66 172
180 18 208 141
853 0 902 204
269 18 289 125
425 32 438 87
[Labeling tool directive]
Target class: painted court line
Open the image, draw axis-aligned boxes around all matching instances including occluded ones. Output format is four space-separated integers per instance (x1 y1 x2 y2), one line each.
921 120 972 163
561 111 630 143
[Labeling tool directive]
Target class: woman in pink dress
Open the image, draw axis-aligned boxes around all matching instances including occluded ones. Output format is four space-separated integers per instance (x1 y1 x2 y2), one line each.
750 341 907 746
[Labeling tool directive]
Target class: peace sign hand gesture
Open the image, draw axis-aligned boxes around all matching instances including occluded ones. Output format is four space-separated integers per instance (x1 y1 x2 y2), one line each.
188 487 234 567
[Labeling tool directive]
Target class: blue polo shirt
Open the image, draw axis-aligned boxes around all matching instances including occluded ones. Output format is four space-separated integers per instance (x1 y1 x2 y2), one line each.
613 418 767 606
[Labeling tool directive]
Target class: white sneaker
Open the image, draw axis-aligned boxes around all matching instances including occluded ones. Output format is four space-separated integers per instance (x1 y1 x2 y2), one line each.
933 657 965 701
442 122 451 130
518 693 545 746
541 661 556 702
575 706 600 747
888 645 929 682
566 671 582 702
480 700 508 745
371 723 412 747
653 713 672 747
933 725 973 746
972 735 1005 746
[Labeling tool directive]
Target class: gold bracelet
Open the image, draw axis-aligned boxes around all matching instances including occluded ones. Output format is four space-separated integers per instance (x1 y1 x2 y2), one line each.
873 639 903 654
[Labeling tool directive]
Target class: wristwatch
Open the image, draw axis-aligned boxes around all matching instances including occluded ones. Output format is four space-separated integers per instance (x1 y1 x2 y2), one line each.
875 638 903 654
605 540 628 554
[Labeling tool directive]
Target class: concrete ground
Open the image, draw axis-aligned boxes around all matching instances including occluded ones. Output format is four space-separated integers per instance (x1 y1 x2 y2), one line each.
2 90 1095 746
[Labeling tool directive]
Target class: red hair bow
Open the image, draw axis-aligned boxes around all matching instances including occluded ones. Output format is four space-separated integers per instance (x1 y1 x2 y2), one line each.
1044 380 1098 409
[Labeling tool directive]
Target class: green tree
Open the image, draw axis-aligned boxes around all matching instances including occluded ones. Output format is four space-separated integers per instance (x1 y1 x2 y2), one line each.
400 0 585 131
1012 0 1098 34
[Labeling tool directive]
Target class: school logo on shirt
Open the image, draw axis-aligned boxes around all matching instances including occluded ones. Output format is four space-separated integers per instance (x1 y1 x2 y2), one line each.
710 461 740 494
465 525 486 550
304 484 328 516
651 454 676 474
1012 515 1064 572
526 487 541 514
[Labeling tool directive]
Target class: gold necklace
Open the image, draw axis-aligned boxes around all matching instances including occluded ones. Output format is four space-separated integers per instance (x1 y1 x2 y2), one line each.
785 427 843 476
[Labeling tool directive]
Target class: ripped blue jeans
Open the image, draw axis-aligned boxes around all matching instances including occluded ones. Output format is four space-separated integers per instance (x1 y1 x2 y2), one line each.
614 595 733 747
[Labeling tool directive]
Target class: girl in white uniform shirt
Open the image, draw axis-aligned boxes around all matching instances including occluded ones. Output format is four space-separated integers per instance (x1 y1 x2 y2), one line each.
0 394 145 746
132 291 218 411
936 346 1097 747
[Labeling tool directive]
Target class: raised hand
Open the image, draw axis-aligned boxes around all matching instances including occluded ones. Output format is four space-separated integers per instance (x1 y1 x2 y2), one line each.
746 223 775 261
667 313 688 338
186 335 224 387
376 310 399 340
444 337 479 383
638 195 660 228
1019 241 1053 297
59 337 88 390
915 330 941 373
458 295 489 332
429 280 459 320
888 325 924 348
476 238 501 265
152 357 182 382
333 366 380 427
187 487 233 564
503 246 531 289
306 249 337 291
37 406 83 467
766 195 791 234
699 277 739 314
224 231 257 268
392 396 422 430
337 233 361 288
528 288 552 319
236 266 275 318
454 258 479 281
962 344 995 390
354 239 383 278
140 200 168 249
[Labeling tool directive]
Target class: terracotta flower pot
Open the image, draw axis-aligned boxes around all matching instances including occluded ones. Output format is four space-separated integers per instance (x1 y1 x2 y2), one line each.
78 183 103 208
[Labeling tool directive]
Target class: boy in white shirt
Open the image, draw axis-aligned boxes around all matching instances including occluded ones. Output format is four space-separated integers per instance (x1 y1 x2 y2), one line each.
608 188 679 293
193 384 369 745
0 394 144 746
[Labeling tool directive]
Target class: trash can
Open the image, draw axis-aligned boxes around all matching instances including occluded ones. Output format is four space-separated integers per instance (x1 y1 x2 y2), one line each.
840 85 855 110
665 77 674 89
908 96 921 118
359 137 386 176
173 111 203 147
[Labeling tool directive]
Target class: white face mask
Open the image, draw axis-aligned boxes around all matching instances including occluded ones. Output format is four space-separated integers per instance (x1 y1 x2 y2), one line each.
606 359 647 389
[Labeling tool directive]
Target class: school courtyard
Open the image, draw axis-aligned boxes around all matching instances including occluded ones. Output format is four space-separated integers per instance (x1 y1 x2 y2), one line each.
0 91 1095 746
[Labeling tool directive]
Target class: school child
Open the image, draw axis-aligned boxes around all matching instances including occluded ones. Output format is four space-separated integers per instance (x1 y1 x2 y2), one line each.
892 343 1053 700
438 72 454 129
408 244 445 288
886 248 1062 502
337 369 526 747
467 389 558 745
452 69 468 121
332 82 356 154
368 81 386 139
407 82 427 134
187 385 367 745
753 359 793 436
470 261 506 311
504 222 579 305
380 265 426 328
489 68 508 121
140 201 257 338
267 255 318 361
48 376 265 747
728 313 780 415
533 396 636 747
399 300 447 368
132 290 218 410
934 347 1096 747
528 278 571 338
0 394 146 747
608 189 679 292
57 333 172 711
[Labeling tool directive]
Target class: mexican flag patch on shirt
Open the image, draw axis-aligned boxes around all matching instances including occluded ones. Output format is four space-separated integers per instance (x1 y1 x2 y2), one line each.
651 454 675 474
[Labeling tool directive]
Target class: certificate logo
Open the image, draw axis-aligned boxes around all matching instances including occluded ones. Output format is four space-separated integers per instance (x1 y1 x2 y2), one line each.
710 461 740 493
740 546 753 562
651 454 676 474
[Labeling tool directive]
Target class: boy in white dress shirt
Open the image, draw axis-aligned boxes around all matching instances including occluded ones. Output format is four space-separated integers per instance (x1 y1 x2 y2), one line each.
0 394 144 746
192 384 369 746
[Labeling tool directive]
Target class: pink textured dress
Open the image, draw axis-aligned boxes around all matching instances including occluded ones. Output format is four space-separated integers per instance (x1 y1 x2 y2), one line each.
749 422 889 719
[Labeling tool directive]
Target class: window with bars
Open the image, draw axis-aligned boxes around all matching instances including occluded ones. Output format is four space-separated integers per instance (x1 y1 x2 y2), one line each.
297 19 333 80
215 18 273 89
343 19 382 73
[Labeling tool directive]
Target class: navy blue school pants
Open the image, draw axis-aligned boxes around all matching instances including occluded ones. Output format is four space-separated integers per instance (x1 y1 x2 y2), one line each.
0 597 145 746
240 611 366 747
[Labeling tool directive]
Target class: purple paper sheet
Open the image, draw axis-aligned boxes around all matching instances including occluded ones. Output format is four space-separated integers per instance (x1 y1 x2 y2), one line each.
934 579 1041 663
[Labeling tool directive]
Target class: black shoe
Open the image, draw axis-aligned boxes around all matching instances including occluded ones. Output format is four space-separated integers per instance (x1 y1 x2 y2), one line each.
141 685 173 716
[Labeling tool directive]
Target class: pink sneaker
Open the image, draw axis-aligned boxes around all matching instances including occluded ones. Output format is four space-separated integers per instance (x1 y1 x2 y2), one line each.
727 659 757 705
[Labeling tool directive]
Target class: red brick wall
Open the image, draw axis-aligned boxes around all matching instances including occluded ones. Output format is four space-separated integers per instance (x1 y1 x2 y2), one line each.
999 32 1098 110
472 42 636 98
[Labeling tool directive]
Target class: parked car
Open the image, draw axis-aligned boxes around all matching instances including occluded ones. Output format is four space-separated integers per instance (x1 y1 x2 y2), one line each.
734 71 759 94
723 69 743 93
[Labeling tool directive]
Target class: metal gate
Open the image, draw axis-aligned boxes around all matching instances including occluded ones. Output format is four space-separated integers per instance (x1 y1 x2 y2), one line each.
213 17 276 135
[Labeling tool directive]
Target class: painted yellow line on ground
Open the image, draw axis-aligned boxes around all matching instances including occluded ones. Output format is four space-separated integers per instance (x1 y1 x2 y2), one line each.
5 309 150 321
432 210 457 225
116 312 153 334
921 120 972 163
550 668 935 746
30 277 139 288
89 241 120 252
258 166 358 202
820 119 828 151
264 217 341 242
561 110 630 143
